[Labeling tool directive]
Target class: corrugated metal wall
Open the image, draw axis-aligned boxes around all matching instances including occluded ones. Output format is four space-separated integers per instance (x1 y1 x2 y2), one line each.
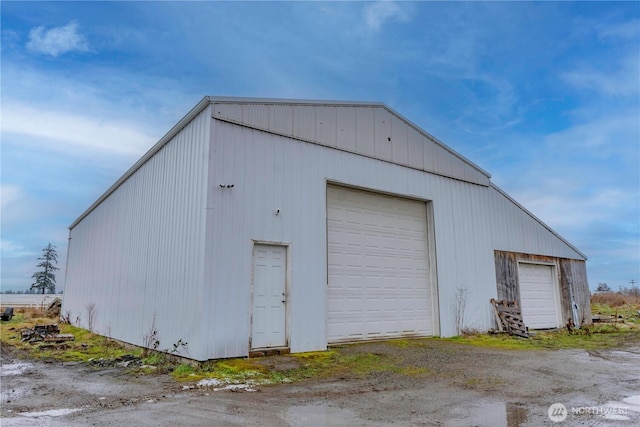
212 103 490 187
62 106 211 360
64 99 589 360
203 108 587 357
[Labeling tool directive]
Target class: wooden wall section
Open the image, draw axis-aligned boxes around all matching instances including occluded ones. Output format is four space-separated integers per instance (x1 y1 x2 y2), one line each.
494 251 592 327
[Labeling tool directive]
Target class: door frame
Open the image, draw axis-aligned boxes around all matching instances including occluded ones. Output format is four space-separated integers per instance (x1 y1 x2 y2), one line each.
517 261 562 329
249 240 291 350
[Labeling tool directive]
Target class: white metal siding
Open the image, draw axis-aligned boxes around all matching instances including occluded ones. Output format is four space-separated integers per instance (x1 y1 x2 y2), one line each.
518 264 561 329
204 117 585 356
212 102 491 186
63 106 211 360
66 99 587 361
326 186 433 342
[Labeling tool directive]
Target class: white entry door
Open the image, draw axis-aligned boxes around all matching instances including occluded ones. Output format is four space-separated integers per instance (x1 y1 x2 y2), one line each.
251 245 287 349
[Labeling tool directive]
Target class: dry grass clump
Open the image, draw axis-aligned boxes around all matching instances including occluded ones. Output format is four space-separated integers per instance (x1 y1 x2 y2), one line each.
591 292 640 308
19 307 52 320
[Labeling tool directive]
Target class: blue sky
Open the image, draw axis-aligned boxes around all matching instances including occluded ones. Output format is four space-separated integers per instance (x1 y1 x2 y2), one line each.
1 1 638 293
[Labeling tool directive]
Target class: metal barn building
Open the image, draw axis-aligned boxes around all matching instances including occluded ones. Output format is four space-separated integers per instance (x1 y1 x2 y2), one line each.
63 97 591 361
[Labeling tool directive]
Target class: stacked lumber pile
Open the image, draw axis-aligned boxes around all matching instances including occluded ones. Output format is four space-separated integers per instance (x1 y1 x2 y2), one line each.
21 324 74 343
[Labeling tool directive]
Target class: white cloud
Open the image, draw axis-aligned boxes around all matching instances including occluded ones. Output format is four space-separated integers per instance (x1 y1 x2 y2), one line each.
26 21 89 57
598 19 640 40
1 184 23 210
363 1 408 31
562 53 640 97
1 103 156 156
0 239 36 258
514 186 628 230
543 110 639 151
0 184 44 230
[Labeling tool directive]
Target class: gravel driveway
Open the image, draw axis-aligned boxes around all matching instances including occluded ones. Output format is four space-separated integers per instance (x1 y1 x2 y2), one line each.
2 339 639 426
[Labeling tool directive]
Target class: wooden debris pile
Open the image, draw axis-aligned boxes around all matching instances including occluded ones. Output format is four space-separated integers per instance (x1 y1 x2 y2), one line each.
490 299 529 338
46 298 62 317
21 324 75 343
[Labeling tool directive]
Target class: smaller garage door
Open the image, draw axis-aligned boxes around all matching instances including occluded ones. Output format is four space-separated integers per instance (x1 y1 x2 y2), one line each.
518 263 560 329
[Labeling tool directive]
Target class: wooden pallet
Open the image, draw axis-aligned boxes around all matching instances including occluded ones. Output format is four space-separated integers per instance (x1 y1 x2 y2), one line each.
490 299 529 338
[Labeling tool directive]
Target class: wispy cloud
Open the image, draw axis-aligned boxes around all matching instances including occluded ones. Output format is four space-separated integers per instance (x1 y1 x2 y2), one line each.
514 186 628 230
0 183 46 231
26 21 89 57
0 239 36 259
2 103 155 156
1 184 23 210
598 18 640 40
363 1 409 31
562 53 640 97
545 110 639 154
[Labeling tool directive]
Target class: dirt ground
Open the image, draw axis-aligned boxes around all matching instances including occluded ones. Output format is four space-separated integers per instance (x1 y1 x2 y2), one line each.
1 339 639 427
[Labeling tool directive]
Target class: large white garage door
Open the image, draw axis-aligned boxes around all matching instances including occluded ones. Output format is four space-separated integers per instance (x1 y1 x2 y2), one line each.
518 263 560 329
327 185 433 343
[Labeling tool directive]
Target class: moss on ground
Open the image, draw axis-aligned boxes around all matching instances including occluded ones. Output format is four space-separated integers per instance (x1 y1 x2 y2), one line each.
450 327 640 351
4 301 640 386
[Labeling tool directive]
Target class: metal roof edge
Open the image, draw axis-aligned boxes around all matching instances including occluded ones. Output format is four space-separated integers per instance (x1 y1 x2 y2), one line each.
379 104 492 179
208 95 384 107
490 182 588 260
70 95 492 229
69 96 212 229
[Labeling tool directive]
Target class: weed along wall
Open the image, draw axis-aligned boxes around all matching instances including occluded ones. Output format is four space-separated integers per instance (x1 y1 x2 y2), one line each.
63 97 591 361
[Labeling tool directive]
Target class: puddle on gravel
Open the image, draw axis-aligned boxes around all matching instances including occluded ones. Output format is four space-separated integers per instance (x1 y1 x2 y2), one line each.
18 408 83 417
609 350 640 360
1 408 83 427
598 395 640 421
1 363 33 376
285 403 361 426
445 401 528 427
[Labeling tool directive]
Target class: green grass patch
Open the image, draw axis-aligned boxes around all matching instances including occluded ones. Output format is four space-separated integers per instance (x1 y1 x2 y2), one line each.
1 314 142 362
173 348 405 384
592 303 640 323
451 327 640 351
173 357 273 382
172 363 196 378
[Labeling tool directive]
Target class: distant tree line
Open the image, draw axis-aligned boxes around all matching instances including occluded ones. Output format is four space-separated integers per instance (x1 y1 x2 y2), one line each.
596 281 639 297
0 289 63 294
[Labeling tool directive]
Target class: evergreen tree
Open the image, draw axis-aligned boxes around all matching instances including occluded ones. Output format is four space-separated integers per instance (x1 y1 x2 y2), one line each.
31 243 59 294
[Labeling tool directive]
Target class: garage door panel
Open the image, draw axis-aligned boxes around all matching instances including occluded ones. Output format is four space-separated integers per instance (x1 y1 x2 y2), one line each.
519 264 560 329
327 186 433 343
